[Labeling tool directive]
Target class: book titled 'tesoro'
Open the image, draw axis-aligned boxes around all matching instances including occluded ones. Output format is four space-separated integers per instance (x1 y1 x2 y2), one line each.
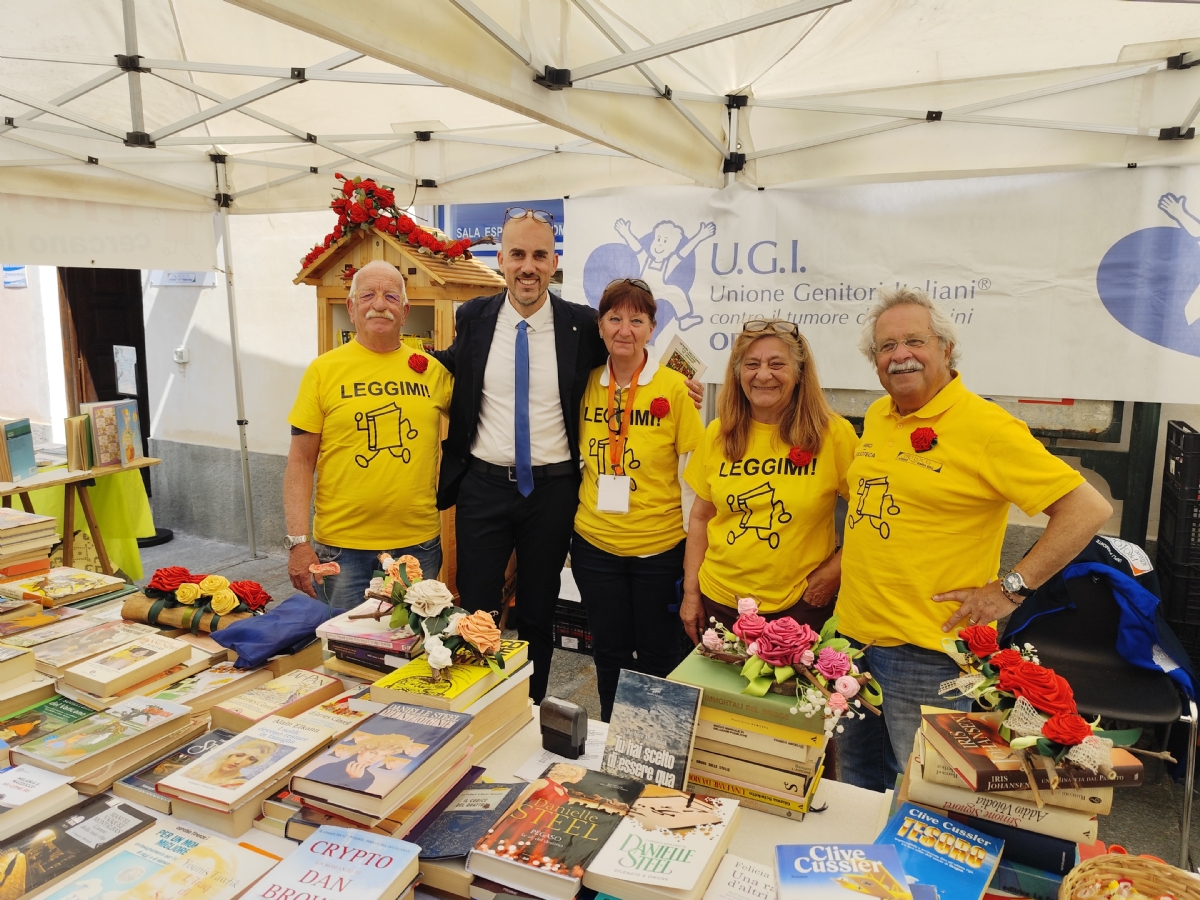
774 844 913 900
876 804 1003 900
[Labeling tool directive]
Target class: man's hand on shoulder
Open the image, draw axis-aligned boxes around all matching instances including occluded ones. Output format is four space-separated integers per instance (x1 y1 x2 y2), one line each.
686 379 704 410
288 543 320 598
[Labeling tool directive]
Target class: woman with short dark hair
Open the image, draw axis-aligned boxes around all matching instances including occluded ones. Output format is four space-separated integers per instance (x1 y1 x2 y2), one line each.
570 279 705 721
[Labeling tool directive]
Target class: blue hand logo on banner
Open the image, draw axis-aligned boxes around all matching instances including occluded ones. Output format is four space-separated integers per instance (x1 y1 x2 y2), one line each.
582 218 715 340
1096 192 1200 357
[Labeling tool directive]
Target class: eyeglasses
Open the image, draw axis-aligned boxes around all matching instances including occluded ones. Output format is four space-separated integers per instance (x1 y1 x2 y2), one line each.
356 291 406 306
607 277 652 294
874 335 935 356
742 319 799 338
503 207 556 226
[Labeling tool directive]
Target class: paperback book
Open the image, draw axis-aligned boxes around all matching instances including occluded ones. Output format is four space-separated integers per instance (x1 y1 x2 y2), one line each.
700 854 777 900
0 646 34 687
63 632 191 697
775 844 912 900
318 598 426 653
150 661 274 711
418 781 526 860
113 728 238 812
292 687 376 739
0 508 56 538
0 567 126 607
876 804 1003 900
0 673 56 721
372 640 530 712
0 695 95 760
0 607 88 644
33 620 158 676
209 667 343 732
601 670 701 791
58 648 215 711
0 764 78 841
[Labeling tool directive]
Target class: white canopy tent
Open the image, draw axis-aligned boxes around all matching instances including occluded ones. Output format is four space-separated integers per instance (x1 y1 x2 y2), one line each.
3 0 1200 551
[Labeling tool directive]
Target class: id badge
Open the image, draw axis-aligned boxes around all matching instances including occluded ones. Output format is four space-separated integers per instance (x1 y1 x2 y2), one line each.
596 475 631 514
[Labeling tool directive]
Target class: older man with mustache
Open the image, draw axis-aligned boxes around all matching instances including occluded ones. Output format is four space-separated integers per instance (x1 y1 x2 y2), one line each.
833 287 1112 792
284 260 453 608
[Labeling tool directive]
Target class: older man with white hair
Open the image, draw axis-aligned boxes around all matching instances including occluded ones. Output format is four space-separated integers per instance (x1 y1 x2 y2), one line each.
835 287 1113 792
284 260 453 608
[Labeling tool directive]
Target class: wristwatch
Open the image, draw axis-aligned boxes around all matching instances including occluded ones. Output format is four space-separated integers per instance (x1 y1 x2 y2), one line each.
284 534 309 551
1001 571 1035 603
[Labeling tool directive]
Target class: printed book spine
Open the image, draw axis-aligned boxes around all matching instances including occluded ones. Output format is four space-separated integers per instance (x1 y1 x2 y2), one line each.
689 749 810 798
694 716 813 762
691 737 815 776
697 704 823 748
991 858 1064 900
686 772 813 814
942 811 1079 876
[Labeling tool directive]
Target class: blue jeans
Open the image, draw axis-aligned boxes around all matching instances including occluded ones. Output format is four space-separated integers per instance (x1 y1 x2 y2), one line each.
311 537 442 612
835 640 971 793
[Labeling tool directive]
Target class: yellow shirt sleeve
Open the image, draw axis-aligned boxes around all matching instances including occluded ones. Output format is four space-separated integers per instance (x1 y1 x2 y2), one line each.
288 359 324 433
976 418 1085 516
830 415 858 501
428 357 454 417
684 422 716 502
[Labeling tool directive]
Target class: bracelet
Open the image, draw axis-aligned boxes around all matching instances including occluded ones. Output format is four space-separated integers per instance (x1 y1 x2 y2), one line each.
1000 586 1023 605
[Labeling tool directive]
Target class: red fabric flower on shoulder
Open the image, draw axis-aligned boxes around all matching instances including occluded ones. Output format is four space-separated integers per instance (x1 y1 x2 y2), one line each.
788 447 813 468
910 427 938 452
649 397 670 418
959 624 999 657
147 566 191 592
408 354 429 374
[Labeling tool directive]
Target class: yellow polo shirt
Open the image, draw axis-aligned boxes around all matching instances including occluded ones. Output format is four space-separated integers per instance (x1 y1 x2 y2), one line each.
574 363 705 556
837 374 1085 651
684 415 857 613
288 340 452 549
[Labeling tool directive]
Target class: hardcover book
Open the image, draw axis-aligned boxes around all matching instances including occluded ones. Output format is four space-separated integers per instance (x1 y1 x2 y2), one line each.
150 661 275 711
371 640 529 712
0 795 157 898
921 710 1143 791
418 781 525 859
157 714 334 812
602 671 701 791
0 695 95 760
242 825 420 900
291 702 472 818
775 844 912 900
1 418 37 482
700 854 777 900
33 620 158 676
0 765 78 841
63 632 191 697
584 786 740 900
467 763 645 900
0 607 88 644
329 639 421 673
877 804 1003 900
209 667 343 732
0 567 126 607
318 598 425 653
79 401 122 468
113 728 238 813
293 687 376 739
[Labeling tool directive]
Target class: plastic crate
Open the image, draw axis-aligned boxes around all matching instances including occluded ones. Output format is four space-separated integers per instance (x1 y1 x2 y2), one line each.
1164 420 1200 499
1165 619 1200 670
1157 491 1200 566
554 601 594 655
1158 556 1200 624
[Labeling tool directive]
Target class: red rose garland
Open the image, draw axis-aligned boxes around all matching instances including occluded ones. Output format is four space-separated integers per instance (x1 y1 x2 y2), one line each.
910 427 938 452
997 660 1077 718
649 397 670 418
788 447 813 468
408 354 429 374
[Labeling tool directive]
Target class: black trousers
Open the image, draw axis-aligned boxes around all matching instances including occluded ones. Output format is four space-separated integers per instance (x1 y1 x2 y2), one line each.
570 533 687 722
454 466 580 703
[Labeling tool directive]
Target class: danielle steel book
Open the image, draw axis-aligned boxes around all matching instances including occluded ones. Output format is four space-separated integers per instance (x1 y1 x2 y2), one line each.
602 671 701 791
242 825 420 900
291 702 472 819
157 714 333 812
876 803 1003 900
209 667 343 732
113 727 238 813
775 844 912 900
584 785 740 900
466 763 645 900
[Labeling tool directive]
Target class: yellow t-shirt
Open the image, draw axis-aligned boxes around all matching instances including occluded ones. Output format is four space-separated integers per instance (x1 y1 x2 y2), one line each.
574 363 705 556
837 374 1085 651
287 340 452 549
684 414 857 613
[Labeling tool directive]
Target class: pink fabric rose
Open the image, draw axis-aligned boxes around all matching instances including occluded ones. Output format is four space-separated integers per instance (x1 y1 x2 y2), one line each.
701 629 723 651
799 648 815 667
815 647 851 680
736 597 759 617
754 618 803 667
732 613 768 643
746 641 758 657
792 622 820 654
827 693 849 713
834 676 860 698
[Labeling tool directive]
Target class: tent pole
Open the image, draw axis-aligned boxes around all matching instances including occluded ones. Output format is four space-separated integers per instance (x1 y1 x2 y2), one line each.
725 103 739 187
213 157 259 558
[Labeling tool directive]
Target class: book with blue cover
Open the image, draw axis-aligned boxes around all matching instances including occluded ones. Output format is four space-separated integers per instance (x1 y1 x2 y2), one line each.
876 803 1002 900
418 780 525 859
1 419 37 482
775 844 912 900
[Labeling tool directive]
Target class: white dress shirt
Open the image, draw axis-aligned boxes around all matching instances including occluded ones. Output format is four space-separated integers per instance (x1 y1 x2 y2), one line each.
472 294 572 466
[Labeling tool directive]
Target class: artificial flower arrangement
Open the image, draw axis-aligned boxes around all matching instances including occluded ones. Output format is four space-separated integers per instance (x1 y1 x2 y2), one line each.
698 597 883 737
136 566 270 631
300 174 488 269
357 552 507 680
941 624 1140 793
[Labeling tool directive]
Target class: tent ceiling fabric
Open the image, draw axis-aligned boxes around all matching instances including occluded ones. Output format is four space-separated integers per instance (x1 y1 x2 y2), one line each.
1 0 1199 214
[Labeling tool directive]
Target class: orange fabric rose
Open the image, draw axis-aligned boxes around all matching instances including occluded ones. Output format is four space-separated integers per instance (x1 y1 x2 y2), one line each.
457 609 502 656
387 555 423 584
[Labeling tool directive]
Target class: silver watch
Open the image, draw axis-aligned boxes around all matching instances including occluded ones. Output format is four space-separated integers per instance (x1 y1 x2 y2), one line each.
284 534 309 551
1001 571 1035 601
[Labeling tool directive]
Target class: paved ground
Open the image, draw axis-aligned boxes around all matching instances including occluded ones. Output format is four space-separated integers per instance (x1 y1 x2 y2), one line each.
138 529 1199 867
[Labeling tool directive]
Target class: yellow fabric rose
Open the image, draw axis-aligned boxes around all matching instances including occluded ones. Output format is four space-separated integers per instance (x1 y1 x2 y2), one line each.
457 609 502 656
198 574 230 595
175 583 202 605
210 588 239 615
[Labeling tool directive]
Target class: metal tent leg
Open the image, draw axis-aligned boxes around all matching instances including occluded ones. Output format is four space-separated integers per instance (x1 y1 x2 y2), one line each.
1182 699 1198 870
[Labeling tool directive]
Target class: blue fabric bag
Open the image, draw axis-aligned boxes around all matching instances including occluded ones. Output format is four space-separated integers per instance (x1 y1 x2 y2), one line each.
210 593 331 669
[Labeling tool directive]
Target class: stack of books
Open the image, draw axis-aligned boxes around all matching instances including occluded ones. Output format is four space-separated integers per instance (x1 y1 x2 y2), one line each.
0 508 57 581
668 649 825 818
0 764 79 841
318 598 423 680
0 566 129 608
208 667 344 732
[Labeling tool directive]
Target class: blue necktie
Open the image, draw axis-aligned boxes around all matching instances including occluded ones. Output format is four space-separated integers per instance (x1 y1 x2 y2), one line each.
514 321 533 497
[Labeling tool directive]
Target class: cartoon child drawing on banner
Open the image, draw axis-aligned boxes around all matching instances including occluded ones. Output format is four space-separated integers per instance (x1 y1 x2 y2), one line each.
1157 192 1200 325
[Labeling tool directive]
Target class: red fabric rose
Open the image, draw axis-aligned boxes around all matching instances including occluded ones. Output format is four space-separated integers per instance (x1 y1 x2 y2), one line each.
959 624 999 657
408 354 429 374
788 447 813 468
910 426 938 452
397 217 415 235
649 397 670 418
348 203 369 224
998 661 1076 717
1041 712 1093 746
148 566 192 592
732 612 768 643
229 580 271 611
341 179 356 197
331 198 349 214
375 188 395 207
183 572 209 584
332 225 343 239
408 231 421 245
360 179 378 192
989 648 1024 669
445 244 465 258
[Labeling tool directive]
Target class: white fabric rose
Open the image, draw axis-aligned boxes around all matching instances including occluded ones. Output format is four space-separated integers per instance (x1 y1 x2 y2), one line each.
425 634 454 671
406 579 454 618
445 612 465 636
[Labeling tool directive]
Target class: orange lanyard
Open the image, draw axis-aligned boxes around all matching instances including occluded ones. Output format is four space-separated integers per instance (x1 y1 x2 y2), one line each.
606 354 647 475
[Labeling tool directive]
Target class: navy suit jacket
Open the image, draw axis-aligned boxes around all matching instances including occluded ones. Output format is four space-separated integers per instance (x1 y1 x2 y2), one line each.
431 291 606 509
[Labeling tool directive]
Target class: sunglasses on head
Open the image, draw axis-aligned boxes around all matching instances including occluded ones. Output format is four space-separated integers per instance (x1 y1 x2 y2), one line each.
742 319 800 338
607 277 652 294
503 207 556 226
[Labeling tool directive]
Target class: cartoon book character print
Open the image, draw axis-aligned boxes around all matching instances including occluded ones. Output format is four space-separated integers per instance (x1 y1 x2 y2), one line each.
726 481 791 549
355 402 418 468
848 476 900 539
588 437 641 490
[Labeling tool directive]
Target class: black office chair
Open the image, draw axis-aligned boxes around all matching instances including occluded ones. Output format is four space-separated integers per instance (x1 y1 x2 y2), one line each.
1002 570 1198 868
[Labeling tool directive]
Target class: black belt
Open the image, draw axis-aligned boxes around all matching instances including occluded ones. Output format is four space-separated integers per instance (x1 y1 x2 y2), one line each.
469 457 577 482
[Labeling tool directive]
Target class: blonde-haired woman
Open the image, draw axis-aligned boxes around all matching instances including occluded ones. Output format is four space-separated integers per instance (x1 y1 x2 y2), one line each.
190 738 276 788
681 319 857 641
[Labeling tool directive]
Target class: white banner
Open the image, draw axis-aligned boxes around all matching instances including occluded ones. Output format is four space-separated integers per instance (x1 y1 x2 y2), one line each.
563 169 1200 404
